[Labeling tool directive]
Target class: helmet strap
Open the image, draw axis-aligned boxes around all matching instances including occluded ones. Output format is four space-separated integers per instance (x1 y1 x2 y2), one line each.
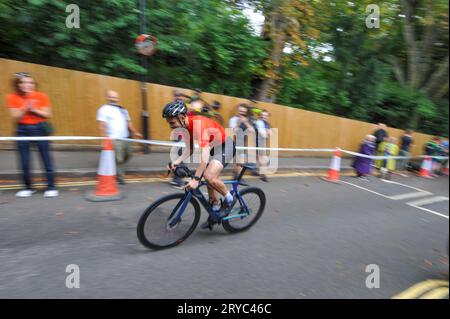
177 115 186 129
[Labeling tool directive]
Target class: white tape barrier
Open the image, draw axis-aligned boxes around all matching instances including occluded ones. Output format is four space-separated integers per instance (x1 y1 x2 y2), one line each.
0 136 448 161
120 139 336 153
341 149 449 161
118 137 184 148
236 146 336 152
0 136 103 142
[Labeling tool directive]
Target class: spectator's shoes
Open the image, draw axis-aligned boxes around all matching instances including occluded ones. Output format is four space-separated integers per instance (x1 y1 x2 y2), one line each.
44 190 59 198
16 189 37 198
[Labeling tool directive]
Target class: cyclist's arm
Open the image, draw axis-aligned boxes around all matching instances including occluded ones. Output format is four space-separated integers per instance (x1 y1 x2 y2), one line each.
192 145 211 178
172 149 192 167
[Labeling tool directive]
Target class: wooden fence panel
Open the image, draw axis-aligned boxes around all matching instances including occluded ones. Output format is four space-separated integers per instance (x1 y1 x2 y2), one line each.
1 58 436 155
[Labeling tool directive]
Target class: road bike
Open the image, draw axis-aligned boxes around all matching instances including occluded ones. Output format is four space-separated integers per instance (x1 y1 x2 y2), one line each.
137 164 266 250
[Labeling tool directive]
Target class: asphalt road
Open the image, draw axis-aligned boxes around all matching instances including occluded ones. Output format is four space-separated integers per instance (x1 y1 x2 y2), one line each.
0 174 448 298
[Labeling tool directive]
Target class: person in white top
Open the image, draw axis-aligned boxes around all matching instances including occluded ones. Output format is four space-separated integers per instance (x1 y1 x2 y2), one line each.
229 104 254 185
255 110 271 182
97 90 142 184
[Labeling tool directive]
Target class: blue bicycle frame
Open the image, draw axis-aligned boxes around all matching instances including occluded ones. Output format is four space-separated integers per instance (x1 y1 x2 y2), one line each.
168 179 251 228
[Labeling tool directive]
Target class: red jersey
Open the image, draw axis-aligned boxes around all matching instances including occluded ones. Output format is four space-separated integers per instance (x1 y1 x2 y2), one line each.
186 114 227 148
7 91 51 125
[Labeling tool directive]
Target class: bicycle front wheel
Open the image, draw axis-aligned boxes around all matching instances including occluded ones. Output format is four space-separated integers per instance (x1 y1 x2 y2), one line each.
137 193 201 250
222 187 266 233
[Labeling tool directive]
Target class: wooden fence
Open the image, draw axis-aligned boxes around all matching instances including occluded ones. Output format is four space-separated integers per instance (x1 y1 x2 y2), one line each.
0 58 434 156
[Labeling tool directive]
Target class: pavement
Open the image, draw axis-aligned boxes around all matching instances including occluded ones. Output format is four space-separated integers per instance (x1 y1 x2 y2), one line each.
0 149 354 181
0 173 448 299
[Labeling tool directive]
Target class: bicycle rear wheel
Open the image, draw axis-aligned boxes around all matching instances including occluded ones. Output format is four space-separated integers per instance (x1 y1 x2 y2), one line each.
137 193 201 250
222 187 266 233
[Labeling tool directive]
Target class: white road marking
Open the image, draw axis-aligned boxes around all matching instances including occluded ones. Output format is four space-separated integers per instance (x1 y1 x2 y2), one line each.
340 180 391 199
388 192 432 201
381 179 432 194
407 196 449 207
406 196 449 219
407 204 449 219
341 180 449 220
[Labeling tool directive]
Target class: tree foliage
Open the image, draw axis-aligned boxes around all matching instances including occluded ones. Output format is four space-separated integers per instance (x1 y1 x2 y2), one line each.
0 0 447 136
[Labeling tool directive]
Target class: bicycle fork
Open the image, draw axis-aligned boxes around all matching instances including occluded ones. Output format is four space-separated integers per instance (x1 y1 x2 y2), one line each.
167 192 193 228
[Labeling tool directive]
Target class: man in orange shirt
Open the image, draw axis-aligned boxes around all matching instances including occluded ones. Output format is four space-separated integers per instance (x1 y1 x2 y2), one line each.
6 72 58 198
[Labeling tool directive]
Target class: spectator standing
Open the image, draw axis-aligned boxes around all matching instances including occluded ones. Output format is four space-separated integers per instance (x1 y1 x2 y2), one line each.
378 137 399 179
441 138 449 175
399 129 414 170
6 72 58 198
424 137 443 176
97 90 142 185
255 109 272 182
229 104 254 184
352 135 376 180
374 123 389 169
374 123 389 147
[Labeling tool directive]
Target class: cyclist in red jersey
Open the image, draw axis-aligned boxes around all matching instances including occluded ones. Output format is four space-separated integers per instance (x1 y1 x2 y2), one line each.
163 101 236 228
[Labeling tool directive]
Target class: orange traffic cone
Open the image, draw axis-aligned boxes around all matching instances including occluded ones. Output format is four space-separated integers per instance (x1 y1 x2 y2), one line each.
85 138 124 202
322 149 342 183
418 156 433 179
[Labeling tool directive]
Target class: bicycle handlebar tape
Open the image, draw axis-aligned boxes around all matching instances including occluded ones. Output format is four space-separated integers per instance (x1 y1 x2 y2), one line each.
322 149 342 184
418 156 433 179
85 138 124 202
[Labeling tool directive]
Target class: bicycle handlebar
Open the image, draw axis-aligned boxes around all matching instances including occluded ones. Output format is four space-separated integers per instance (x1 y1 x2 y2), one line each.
169 163 194 179
169 163 251 182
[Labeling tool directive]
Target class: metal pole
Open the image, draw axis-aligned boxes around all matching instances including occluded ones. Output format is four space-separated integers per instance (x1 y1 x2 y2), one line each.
139 0 150 153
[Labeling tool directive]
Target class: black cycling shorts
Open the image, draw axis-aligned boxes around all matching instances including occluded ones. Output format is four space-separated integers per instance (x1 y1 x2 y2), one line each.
209 137 236 168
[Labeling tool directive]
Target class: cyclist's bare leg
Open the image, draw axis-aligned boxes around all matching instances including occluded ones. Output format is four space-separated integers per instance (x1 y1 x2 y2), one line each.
207 185 220 206
203 160 228 202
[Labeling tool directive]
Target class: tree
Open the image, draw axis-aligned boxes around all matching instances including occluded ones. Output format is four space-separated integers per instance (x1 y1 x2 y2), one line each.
0 0 447 135
276 0 448 135
228 0 319 102
395 0 449 101
0 0 144 77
